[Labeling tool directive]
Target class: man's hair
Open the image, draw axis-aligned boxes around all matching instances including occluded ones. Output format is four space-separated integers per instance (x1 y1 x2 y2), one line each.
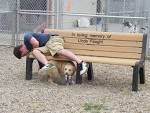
13 45 22 59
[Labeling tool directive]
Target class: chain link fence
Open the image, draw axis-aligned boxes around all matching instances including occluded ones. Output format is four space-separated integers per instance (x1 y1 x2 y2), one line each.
16 0 57 45
0 0 16 46
0 0 149 55
60 0 147 31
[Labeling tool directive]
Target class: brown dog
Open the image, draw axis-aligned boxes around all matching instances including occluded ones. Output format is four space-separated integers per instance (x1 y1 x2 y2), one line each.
38 60 76 85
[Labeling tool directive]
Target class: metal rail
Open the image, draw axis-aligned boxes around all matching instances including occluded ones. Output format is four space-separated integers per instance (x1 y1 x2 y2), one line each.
61 13 147 20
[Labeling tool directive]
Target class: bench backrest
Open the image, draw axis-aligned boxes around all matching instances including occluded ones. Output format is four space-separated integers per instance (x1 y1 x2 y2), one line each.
45 29 147 62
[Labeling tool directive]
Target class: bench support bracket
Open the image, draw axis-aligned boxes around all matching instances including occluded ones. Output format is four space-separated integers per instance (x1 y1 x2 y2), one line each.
76 64 82 84
139 62 145 84
26 57 34 80
132 62 139 91
132 62 145 91
87 62 93 80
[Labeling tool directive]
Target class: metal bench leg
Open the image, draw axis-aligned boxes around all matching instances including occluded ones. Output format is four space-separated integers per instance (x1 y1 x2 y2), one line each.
26 57 34 80
87 62 93 80
76 64 82 84
132 62 139 91
139 65 145 84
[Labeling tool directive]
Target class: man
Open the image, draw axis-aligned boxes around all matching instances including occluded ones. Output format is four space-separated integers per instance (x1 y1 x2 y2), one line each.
13 24 88 75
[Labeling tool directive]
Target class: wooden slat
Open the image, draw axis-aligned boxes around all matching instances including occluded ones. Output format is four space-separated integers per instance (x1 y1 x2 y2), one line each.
64 43 142 53
78 56 139 66
45 29 143 41
45 55 139 66
28 50 140 59
28 53 139 65
67 49 141 59
63 37 142 47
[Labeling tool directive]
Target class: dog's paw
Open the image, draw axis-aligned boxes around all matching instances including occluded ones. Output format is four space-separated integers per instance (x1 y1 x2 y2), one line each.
48 79 58 86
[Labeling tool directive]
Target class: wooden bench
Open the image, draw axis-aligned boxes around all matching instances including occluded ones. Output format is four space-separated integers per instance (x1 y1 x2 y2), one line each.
26 29 147 91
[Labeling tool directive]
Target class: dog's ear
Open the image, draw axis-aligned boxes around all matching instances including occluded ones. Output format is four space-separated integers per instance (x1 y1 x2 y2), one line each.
69 61 76 67
67 61 76 75
71 62 76 75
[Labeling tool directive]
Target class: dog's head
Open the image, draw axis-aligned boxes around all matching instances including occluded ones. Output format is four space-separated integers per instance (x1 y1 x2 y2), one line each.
63 62 75 76
63 62 76 85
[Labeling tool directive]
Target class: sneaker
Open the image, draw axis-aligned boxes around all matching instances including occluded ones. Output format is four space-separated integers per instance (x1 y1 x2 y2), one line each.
42 63 55 70
79 62 89 75
38 64 56 81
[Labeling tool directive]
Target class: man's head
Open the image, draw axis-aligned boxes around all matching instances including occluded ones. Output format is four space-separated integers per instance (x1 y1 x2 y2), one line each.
13 44 28 59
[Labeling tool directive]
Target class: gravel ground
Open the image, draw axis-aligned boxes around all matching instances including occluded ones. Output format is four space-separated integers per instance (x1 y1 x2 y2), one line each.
0 46 150 113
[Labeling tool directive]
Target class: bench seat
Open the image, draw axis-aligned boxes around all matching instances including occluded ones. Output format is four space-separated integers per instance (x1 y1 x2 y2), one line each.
29 54 139 66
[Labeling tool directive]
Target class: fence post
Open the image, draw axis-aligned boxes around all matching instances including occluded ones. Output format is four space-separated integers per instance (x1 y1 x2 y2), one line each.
103 0 108 32
15 0 20 46
147 17 150 56
54 0 59 29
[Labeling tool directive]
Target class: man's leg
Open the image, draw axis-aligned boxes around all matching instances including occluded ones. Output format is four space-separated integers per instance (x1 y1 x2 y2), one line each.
46 36 88 75
57 49 88 75
57 49 81 64
32 49 48 65
32 49 56 68
32 49 55 75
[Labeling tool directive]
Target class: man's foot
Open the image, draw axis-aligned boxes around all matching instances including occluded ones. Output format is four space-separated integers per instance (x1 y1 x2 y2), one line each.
38 64 56 81
34 23 46 33
79 62 89 75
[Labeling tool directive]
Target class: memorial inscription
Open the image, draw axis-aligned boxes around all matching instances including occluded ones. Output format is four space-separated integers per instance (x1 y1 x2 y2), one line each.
71 33 112 45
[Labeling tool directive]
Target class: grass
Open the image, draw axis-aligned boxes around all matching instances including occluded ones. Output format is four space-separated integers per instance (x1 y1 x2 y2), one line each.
83 98 107 113
146 56 150 60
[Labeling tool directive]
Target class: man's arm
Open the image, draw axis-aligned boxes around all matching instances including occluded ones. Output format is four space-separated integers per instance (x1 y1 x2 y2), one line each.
30 37 39 48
